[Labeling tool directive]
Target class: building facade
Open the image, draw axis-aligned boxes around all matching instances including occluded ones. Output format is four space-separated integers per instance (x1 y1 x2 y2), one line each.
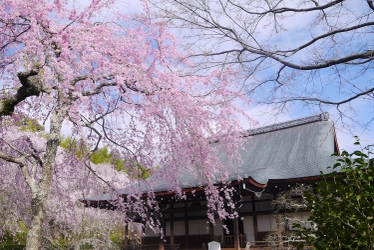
85 113 339 250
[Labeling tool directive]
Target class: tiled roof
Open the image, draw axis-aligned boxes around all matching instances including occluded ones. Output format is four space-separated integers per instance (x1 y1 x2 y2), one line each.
233 112 337 184
86 113 338 201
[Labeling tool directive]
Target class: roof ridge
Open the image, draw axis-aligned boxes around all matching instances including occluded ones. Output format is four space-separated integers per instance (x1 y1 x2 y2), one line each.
245 112 329 136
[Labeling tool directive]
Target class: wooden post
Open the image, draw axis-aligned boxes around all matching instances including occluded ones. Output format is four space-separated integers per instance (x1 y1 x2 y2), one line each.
252 196 259 241
233 217 240 250
124 223 129 249
209 222 214 241
185 202 189 249
253 215 258 242
159 213 165 250
170 203 174 248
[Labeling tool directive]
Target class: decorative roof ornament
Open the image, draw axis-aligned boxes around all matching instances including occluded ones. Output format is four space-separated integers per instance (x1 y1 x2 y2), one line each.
242 183 264 198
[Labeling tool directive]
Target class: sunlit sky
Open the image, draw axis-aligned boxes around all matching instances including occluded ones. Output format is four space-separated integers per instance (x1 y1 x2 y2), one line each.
4 0 373 154
131 0 374 153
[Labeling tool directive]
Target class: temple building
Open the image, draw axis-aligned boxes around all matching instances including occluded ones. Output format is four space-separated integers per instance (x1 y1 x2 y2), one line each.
84 113 339 250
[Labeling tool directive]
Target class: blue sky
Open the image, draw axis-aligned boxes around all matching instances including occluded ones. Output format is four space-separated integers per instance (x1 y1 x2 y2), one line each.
143 0 374 153
3 0 373 154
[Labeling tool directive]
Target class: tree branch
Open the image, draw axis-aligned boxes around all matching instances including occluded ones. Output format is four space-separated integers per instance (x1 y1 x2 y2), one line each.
84 161 115 191
25 137 44 168
0 68 48 116
81 82 118 96
0 149 35 189
227 0 344 15
0 150 25 166
368 0 374 11
0 17 31 53
276 22 374 55
243 48 374 70
268 86 374 106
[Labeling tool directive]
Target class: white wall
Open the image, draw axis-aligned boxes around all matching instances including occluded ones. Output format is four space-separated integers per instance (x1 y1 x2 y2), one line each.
258 214 287 232
242 216 255 242
146 211 311 238
257 214 274 232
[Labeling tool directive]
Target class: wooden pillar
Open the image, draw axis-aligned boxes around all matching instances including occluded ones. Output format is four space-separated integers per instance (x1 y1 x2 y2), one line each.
124 223 129 249
233 217 240 250
170 204 174 248
252 196 259 241
185 202 189 249
209 222 214 241
253 216 258 242
159 213 165 250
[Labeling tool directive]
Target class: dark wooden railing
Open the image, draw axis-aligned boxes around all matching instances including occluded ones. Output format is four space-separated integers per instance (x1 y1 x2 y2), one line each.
122 244 181 250
213 234 247 247
245 241 313 249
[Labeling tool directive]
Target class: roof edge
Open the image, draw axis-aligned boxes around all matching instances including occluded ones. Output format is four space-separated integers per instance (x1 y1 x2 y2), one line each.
245 112 330 136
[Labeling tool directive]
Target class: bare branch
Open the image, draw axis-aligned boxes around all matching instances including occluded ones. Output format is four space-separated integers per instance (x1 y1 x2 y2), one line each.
268 86 374 106
84 161 115 191
226 0 344 15
99 117 139 162
149 0 374 130
276 22 374 55
368 0 374 11
242 48 374 71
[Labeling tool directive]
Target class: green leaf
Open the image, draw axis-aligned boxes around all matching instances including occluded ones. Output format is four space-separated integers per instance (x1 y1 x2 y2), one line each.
298 139 374 249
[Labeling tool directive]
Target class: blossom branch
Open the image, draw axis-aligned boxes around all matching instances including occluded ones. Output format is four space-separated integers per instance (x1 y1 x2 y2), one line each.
0 68 49 116
0 150 35 190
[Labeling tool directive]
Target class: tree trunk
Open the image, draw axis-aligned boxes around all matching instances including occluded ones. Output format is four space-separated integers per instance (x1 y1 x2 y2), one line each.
275 215 283 250
25 105 66 250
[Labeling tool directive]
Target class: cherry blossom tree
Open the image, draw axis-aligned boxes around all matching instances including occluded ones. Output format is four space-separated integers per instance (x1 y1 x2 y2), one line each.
0 0 253 249
0 121 129 249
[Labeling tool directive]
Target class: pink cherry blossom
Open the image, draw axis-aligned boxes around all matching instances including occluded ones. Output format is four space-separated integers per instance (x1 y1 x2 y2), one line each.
0 1 254 249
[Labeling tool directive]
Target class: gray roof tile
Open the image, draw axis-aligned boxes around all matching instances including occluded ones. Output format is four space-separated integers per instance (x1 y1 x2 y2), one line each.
86 113 338 201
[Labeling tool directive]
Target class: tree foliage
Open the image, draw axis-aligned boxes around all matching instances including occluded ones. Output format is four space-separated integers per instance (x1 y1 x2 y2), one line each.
149 0 374 128
0 122 128 250
0 0 253 249
265 185 312 249
298 141 374 249
60 138 151 179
